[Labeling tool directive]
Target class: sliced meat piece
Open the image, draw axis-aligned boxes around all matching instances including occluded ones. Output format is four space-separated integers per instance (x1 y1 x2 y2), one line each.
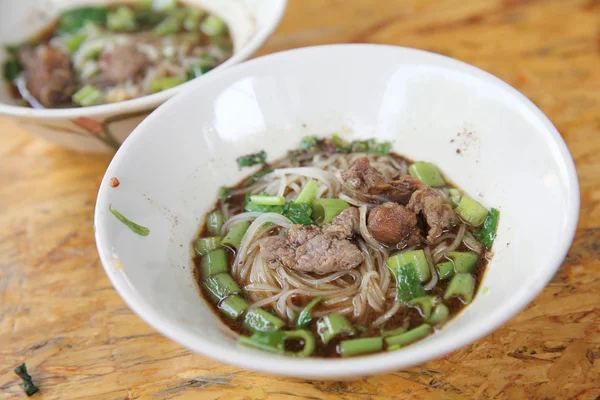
323 207 360 239
367 202 421 247
260 223 364 274
370 176 422 204
99 43 149 83
19 45 75 107
340 157 386 192
407 187 458 243
341 157 421 204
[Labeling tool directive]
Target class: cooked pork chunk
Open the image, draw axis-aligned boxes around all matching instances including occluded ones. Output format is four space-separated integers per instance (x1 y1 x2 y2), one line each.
407 187 458 243
367 202 421 247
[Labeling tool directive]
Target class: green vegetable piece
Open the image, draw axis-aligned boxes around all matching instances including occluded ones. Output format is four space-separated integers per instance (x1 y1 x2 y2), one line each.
311 198 349 225
447 251 479 273
72 85 102 106
108 204 150 236
436 261 455 280
14 363 39 396
425 304 450 324
238 330 285 353
353 324 368 334
331 134 350 153
206 211 224 236
149 76 186 92
243 308 285 332
200 15 227 36
408 296 436 318
151 0 176 12
183 7 205 31
3 59 21 81
300 136 318 150
296 296 322 329
136 0 153 9
387 262 425 302
444 273 476 304
200 248 228 278
64 32 87 53
295 179 319 204
250 195 286 206
218 294 248 320
387 250 431 283
107 6 137 31
194 236 222 257
474 208 500 248
340 337 383 357
456 196 489 227
316 313 355 344
408 162 446 187
283 203 313 225
237 150 267 167
448 188 461 208
219 186 231 199
384 324 432 347
58 7 108 34
221 221 250 250
248 168 271 185
203 272 241 303
368 141 391 154
238 329 315 357
186 55 215 80
380 323 409 337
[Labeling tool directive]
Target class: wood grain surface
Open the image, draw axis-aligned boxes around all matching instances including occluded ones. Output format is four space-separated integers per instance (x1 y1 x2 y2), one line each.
1 0 599 398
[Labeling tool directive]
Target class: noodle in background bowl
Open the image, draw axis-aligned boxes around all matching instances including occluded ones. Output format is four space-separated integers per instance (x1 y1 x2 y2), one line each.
0 0 287 152
94 45 579 378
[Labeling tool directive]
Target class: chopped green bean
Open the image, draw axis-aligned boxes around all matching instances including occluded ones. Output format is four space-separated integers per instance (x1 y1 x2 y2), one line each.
385 324 431 347
474 208 500 248
73 85 101 106
283 329 316 357
58 7 108 34
300 136 318 150
203 273 240 303
425 304 450 324
149 76 186 92
353 324 368 334
221 221 250 250
436 261 455 280
340 337 383 357
316 313 355 344
107 6 137 31
296 296 322 329
183 7 205 31
250 195 286 206
195 236 222 256
200 15 227 36
408 296 436 318
243 308 285 332
444 273 475 304
311 198 349 225
64 32 87 53
218 294 248 319
295 179 319 204
206 211 224 235
447 251 479 273
380 322 409 337
200 248 228 278
238 329 315 356
456 196 488 227
448 188 461 208
387 250 431 282
409 162 446 187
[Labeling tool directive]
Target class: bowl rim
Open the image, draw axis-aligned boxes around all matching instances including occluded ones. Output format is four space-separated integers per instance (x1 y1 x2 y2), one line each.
0 0 287 119
94 44 580 378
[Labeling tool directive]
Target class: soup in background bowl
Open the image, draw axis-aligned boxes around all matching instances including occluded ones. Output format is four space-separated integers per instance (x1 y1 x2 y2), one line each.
0 0 287 152
94 45 579 378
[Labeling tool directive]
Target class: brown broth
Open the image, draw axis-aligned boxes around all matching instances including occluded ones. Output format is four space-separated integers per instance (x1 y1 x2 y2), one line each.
193 150 491 358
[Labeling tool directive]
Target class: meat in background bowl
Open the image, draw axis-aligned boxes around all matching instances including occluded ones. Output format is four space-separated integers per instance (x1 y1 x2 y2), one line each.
0 0 287 152
94 45 579 378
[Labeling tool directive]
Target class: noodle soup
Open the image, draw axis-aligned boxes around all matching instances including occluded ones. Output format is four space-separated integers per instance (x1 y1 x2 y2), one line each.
193 135 499 358
2 0 232 108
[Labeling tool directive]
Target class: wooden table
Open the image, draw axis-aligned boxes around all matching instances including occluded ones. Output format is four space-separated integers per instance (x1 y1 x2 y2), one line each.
1 1 599 398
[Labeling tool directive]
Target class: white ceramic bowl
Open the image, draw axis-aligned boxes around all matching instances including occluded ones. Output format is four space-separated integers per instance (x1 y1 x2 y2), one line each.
94 45 579 379
0 0 286 152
